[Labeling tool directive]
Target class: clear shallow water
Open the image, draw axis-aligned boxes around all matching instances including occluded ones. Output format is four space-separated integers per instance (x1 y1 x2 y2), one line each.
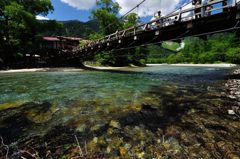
0 66 229 105
0 66 239 158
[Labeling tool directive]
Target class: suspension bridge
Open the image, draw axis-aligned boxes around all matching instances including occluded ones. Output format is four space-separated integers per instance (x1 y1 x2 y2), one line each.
67 0 240 61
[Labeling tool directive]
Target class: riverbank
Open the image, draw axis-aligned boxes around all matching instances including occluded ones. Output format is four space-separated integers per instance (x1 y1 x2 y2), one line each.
0 64 237 73
147 64 237 67
0 65 240 158
225 68 240 118
0 65 133 73
0 67 84 73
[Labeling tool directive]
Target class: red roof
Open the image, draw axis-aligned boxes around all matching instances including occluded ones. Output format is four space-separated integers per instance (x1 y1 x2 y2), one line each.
42 37 60 41
58 36 83 41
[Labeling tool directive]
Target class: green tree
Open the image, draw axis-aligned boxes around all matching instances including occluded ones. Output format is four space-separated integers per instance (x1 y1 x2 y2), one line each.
91 0 122 35
0 0 60 68
123 13 139 29
150 32 240 64
91 0 148 66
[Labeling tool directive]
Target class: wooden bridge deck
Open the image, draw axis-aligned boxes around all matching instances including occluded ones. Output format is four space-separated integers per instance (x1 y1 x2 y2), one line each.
68 0 240 61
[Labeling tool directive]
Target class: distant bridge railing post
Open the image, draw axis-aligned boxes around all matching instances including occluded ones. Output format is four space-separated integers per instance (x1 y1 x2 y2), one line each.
73 0 238 57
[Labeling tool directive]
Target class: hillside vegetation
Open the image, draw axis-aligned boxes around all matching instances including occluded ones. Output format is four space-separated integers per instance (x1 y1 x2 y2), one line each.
41 20 99 38
1 0 239 69
148 33 240 64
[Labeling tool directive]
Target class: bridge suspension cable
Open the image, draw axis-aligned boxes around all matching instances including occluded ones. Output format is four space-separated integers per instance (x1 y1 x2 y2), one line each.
107 21 240 52
72 0 240 60
164 0 192 18
96 0 147 33
99 0 191 34
121 0 146 19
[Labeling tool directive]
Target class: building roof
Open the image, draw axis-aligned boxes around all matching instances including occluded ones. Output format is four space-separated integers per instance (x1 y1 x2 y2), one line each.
42 36 86 42
42 37 60 41
58 36 84 41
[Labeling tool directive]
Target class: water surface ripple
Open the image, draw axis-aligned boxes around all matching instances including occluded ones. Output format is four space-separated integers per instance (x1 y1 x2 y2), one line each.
0 66 239 158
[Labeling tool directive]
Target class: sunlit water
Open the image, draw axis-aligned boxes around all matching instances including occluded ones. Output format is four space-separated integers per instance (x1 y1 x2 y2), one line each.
0 66 229 105
0 66 239 158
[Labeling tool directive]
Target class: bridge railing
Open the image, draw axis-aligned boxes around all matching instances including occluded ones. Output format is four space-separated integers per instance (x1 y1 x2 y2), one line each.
78 0 235 52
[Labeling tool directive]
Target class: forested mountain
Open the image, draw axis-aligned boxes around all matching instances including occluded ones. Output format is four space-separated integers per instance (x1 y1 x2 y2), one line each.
40 20 99 38
147 33 240 64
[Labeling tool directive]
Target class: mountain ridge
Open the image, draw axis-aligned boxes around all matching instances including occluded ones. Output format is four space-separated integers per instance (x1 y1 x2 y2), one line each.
41 20 99 38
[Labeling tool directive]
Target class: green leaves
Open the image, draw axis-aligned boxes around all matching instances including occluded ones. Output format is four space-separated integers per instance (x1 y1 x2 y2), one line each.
96 0 120 14
92 9 122 35
0 0 56 67
226 47 240 64
91 0 148 66
150 33 240 64
17 0 54 16
123 13 139 29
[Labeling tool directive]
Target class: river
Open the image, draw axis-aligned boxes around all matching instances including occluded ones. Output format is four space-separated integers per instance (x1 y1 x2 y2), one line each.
0 66 239 158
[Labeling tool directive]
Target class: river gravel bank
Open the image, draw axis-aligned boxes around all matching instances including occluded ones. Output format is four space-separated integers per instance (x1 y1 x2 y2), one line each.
0 64 237 73
147 64 237 67
0 66 239 158
225 68 240 119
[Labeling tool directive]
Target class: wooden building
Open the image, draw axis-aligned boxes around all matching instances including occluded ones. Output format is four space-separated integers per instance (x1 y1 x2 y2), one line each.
32 36 85 66
39 36 83 50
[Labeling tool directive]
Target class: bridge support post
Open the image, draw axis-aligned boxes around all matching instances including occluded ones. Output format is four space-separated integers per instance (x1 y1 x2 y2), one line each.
187 22 193 29
133 27 138 40
236 12 240 19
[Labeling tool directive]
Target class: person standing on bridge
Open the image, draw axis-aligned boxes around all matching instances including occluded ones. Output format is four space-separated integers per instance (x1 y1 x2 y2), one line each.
223 0 228 12
155 11 162 29
148 11 162 30
193 0 202 18
205 0 213 16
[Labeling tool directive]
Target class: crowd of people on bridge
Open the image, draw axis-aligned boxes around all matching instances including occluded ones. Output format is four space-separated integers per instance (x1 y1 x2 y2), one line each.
192 0 229 18
84 0 231 50
144 0 229 31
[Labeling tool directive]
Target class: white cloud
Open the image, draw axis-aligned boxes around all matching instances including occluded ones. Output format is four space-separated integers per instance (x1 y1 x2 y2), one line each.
36 15 49 20
116 0 181 17
60 0 96 10
59 0 184 18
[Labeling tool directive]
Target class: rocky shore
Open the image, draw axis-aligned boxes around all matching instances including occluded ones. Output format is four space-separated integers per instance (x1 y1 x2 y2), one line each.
0 64 236 73
225 68 240 119
0 66 239 158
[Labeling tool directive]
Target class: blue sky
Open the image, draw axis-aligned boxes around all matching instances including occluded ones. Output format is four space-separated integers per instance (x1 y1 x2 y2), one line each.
40 0 187 22
47 0 92 22
46 0 154 22
42 0 232 22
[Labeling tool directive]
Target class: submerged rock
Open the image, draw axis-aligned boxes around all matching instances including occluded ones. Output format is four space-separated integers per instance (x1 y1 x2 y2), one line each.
119 146 127 157
1 68 240 158
109 120 121 129
0 102 58 144
0 101 25 111
76 124 87 132
25 102 57 123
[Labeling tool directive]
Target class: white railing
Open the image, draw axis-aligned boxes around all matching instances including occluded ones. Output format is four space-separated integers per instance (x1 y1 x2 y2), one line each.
79 0 235 52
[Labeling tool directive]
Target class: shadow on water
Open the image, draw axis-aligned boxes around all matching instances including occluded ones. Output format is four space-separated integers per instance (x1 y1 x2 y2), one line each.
0 85 194 157
82 65 232 84
0 102 52 144
106 85 194 133
227 74 240 79
0 67 239 158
